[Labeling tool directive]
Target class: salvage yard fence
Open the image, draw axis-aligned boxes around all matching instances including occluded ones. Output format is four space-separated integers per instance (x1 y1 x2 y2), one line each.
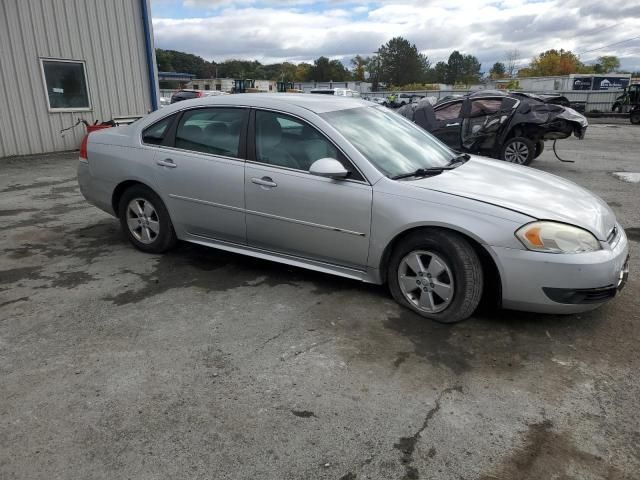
368 89 623 114
158 88 622 114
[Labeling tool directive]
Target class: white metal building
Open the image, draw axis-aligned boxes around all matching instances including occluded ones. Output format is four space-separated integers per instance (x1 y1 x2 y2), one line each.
0 0 159 158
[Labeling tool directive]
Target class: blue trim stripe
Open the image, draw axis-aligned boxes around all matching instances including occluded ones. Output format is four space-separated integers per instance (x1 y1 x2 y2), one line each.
140 0 158 111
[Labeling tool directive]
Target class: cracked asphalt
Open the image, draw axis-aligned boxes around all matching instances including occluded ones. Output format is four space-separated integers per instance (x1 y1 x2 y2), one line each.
1 123 639 479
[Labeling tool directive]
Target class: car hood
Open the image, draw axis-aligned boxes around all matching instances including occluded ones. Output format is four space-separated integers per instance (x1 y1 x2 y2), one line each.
408 157 615 240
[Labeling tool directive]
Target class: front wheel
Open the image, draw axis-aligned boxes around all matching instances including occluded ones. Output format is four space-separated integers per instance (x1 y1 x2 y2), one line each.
118 185 177 253
501 136 535 165
631 111 640 125
388 230 483 323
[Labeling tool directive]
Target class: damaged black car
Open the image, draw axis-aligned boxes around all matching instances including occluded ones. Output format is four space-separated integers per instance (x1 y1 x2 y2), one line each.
397 90 588 165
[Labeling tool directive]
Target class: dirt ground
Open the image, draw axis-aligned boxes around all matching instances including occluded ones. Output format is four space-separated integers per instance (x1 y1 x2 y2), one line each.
1 123 639 479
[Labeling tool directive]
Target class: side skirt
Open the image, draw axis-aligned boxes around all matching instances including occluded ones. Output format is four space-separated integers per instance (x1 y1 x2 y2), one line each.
182 232 383 285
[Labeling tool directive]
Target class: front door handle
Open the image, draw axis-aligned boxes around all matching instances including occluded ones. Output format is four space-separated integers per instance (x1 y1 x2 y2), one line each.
157 158 177 168
446 122 460 127
251 176 277 188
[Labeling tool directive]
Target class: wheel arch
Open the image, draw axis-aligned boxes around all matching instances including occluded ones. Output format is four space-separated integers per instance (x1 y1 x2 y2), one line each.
378 225 502 309
111 180 157 218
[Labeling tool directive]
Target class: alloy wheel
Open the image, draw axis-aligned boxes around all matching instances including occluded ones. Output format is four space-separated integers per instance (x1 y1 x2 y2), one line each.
397 250 454 313
504 141 530 164
126 198 160 244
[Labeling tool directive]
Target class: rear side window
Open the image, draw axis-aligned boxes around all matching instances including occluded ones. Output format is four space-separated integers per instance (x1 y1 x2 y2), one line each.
174 108 247 158
469 99 502 117
434 102 462 121
142 115 175 145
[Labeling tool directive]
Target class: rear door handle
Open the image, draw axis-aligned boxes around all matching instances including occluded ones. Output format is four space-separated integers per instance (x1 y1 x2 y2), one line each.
251 176 277 188
157 158 177 168
446 122 460 127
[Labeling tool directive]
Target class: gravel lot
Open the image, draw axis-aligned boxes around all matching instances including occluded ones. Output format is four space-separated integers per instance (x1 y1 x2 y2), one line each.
1 123 639 479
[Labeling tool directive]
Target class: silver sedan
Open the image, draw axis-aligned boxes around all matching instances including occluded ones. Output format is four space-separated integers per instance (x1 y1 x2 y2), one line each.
78 94 629 323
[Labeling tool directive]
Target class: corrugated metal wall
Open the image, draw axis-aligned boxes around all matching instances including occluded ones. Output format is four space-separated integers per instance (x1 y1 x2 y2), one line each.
0 0 154 158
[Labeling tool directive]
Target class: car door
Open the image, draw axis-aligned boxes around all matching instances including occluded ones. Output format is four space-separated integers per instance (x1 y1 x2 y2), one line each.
244 109 372 269
151 106 249 244
430 100 464 149
460 97 504 150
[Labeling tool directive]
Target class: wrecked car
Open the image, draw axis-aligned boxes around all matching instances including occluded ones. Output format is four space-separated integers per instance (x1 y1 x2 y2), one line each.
398 90 588 165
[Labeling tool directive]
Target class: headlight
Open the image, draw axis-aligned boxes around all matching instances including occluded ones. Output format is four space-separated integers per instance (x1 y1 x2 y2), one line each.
515 221 601 253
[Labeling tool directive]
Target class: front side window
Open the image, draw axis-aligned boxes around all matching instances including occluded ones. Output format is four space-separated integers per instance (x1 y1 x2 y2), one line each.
322 106 454 178
174 108 247 158
41 59 90 110
434 102 462 121
254 110 362 179
142 115 175 145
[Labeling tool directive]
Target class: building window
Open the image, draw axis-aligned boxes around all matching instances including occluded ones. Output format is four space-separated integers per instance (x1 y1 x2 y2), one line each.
40 58 90 111
215 84 221 91
204 84 210 90
193 84 199 90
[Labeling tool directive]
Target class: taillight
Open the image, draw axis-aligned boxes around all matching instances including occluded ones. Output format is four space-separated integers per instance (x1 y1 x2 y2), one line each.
196 91 204 97
79 134 88 161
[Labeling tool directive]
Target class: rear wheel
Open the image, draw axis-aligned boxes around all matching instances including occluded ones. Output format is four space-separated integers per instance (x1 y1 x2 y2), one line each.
501 136 535 165
388 230 483 323
631 111 640 125
118 185 177 253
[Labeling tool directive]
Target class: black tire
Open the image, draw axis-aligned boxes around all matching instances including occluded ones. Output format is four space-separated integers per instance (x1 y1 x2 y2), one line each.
118 184 177 253
501 136 535 166
612 103 621 113
388 230 483 324
534 140 545 159
631 111 640 125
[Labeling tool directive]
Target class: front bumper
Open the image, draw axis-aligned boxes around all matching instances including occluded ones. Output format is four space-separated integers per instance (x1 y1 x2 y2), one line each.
488 226 629 314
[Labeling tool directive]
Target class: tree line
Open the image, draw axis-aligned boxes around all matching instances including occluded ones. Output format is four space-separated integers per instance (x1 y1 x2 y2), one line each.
157 37 630 90
156 38 483 88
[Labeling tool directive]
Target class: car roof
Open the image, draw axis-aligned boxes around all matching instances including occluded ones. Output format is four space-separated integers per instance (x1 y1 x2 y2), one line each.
163 93 369 114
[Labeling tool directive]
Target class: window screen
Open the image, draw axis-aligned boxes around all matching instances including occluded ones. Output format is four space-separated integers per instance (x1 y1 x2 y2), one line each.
175 108 247 158
42 60 90 110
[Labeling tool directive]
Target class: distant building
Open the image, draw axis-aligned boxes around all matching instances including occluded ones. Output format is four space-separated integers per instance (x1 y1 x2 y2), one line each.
0 0 159 158
293 81 372 93
186 78 235 93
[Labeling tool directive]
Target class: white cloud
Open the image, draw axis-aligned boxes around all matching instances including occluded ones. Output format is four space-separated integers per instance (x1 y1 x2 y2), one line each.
151 0 640 71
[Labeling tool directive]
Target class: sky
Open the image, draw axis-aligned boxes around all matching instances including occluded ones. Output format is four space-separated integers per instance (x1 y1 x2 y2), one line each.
150 0 640 73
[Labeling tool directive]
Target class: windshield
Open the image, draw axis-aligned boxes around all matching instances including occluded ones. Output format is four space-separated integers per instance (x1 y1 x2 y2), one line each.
322 106 454 178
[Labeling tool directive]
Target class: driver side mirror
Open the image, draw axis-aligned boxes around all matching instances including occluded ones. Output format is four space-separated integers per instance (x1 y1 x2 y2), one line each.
309 158 349 179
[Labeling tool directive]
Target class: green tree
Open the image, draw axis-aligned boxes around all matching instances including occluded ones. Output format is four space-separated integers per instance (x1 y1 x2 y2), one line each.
155 49 214 78
593 55 620 73
445 51 464 84
364 55 382 90
294 63 312 81
351 55 367 81
521 49 590 76
490 61 506 79
377 37 430 87
432 61 448 83
461 54 482 84
308 57 351 81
